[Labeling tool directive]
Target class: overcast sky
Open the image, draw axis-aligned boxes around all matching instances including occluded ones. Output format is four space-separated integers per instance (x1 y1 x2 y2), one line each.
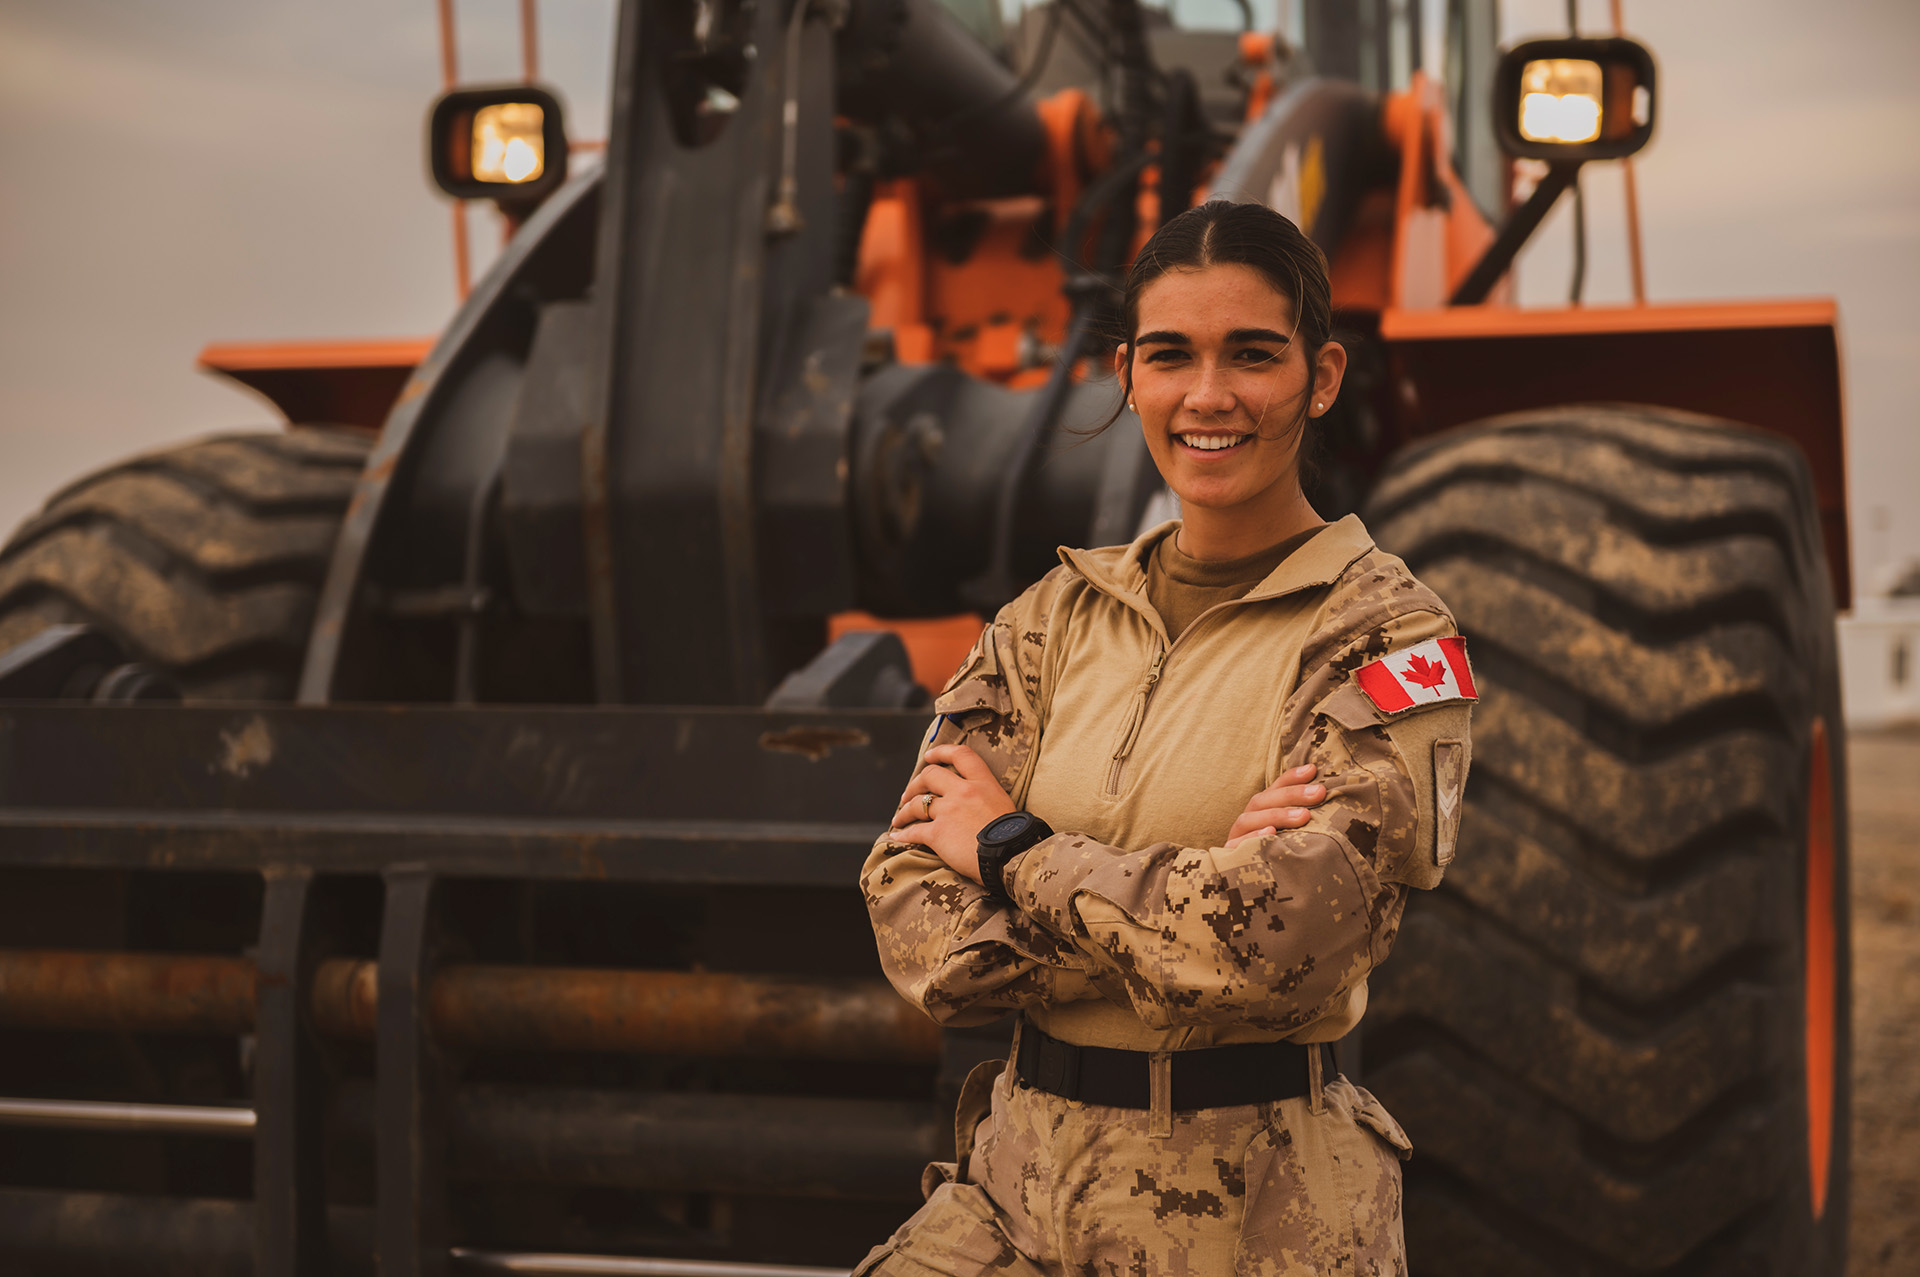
2 0 1916 594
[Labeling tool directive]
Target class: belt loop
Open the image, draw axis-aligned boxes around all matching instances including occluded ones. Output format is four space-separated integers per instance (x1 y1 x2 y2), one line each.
1307 1040 1327 1116
1147 1051 1174 1138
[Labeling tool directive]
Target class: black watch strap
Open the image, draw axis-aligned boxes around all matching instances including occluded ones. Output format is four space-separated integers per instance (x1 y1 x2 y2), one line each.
977 812 1053 899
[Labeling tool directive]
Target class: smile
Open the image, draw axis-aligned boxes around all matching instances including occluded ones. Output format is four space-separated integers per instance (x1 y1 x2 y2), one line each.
1176 433 1251 452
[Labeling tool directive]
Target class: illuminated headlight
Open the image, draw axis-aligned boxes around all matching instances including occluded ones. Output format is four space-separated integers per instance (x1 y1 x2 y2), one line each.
429 84 568 204
1518 59 1603 144
1495 37 1656 161
472 103 547 184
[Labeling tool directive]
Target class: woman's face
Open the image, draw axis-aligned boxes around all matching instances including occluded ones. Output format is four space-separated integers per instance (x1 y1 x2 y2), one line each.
1122 262 1345 517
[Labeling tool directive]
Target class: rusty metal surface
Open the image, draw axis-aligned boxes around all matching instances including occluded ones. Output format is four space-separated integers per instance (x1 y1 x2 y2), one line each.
317 959 937 1061
0 1097 256 1137
425 965 938 1061
0 950 937 1064
0 949 254 1034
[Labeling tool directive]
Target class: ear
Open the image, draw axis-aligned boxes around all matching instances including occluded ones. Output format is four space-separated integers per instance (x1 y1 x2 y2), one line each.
1309 340 1349 416
1111 342 1129 387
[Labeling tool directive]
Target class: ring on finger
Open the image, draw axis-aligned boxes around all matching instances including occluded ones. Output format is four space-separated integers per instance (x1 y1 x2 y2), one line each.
921 793 934 817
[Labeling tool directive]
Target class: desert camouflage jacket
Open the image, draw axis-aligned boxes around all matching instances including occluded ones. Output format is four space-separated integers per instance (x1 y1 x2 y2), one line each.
860 515 1473 1050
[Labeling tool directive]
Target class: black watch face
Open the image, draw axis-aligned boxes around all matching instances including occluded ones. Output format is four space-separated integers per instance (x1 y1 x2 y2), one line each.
982 813 1030 845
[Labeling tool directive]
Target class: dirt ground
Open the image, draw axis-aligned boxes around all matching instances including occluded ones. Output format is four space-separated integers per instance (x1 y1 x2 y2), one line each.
1848 726 1920 1274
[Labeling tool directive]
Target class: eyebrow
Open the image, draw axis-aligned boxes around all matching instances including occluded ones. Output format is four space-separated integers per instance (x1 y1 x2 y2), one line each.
1133 327 1293 346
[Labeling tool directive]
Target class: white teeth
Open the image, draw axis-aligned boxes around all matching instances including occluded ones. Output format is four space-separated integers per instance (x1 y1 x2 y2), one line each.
1178 434 1245 451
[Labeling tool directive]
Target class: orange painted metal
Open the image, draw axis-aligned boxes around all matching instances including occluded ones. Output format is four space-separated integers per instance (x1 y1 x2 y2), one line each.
926 197 1072 379
1327 190 1396 314
857 179 933 361
857 91 1107 381
1378 299 1851 604
437 0 472 298
830 611 985 694
520 0 540 83
1237 33 1278 124
1380 298 1839 340
1380 74 1498 312
1609 0 1646 302
197 337 433 430
1803 717 1837 1219
0 950 255 1035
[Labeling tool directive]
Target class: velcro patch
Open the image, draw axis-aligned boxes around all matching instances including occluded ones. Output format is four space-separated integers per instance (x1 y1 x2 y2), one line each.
1356 636 1478 713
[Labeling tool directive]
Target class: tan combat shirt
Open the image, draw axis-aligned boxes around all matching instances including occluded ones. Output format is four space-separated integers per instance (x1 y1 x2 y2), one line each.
861 514 1472 1053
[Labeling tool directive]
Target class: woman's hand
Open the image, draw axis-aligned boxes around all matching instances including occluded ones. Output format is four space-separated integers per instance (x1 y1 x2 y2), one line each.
1227 764 1327 846
889 744 1017 883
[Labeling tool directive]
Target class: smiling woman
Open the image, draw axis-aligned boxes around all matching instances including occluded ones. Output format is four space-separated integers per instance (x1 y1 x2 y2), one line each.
856 200 1477 1275
1115 204 1348 560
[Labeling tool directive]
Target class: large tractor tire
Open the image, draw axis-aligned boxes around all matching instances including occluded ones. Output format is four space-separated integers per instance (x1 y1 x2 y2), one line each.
1361 406 1849 1276
0 427 371 701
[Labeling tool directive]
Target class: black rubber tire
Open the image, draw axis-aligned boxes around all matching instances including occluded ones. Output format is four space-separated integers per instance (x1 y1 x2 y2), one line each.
0 428 371 701
1360 405 1851 1276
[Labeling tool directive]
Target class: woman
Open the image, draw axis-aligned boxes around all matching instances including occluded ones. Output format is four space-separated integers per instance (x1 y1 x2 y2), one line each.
858 200 1474 1275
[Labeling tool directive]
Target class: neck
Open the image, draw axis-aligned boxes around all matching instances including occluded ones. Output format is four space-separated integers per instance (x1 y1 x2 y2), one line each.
1176 484 1323 562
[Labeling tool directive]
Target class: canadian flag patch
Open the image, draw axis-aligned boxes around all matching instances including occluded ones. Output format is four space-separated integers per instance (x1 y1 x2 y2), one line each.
1355 636 1478 713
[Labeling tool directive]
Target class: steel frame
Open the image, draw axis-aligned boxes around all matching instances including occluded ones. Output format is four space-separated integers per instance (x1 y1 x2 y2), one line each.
0 702 940 1272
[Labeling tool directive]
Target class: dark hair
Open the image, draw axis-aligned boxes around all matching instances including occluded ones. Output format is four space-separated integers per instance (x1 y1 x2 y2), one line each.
1093 199 1334 481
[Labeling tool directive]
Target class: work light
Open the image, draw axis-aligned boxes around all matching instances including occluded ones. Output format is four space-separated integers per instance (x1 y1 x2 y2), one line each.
1494 37 1656 161
429 84 569 205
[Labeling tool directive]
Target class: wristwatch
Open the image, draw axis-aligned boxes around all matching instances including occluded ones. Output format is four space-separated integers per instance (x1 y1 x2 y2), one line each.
976 811 1054 899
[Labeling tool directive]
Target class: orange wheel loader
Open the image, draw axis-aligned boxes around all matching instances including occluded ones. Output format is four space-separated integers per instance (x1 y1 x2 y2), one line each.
0 1 1849 1273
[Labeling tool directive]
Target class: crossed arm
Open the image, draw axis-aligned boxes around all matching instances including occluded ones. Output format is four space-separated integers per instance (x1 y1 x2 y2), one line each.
887 745 1329 882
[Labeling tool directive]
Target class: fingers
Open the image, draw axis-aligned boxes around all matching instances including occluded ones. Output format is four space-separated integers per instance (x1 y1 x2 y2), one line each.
1226 806 1313 843
1262 782 1325 809
923 743 994 784
1244 764 1325 815
891 764 968 828
1228 825 1276 848
895 764 952 810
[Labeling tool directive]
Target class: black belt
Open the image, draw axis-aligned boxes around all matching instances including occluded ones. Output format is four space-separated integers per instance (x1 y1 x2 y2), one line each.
1013 1019 1328 1112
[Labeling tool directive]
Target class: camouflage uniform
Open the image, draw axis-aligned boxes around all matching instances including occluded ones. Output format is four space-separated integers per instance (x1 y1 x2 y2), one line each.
859 515 1471 1275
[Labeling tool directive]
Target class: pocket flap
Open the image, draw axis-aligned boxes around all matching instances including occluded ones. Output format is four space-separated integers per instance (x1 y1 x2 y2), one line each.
1348 1084 1413 1161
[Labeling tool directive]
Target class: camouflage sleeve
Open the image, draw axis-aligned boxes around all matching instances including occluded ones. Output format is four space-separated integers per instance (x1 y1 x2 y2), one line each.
1003 570 1470 1035
860 571 1102 1027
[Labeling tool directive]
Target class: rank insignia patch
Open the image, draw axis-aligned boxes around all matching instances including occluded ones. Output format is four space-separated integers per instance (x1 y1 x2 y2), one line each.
1355 636 1478 713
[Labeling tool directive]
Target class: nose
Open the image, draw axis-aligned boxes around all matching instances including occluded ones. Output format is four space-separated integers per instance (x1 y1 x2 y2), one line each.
1184 360 1236 417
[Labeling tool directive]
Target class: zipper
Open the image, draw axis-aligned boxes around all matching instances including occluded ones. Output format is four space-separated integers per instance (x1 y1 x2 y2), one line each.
1105 641 1167 795
1071 535 1329 799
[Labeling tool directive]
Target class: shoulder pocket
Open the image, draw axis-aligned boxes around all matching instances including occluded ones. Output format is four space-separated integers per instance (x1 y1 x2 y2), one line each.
1316 683 1472 890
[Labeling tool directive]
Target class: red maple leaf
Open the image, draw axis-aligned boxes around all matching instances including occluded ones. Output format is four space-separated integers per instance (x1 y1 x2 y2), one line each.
1402 653 1450 691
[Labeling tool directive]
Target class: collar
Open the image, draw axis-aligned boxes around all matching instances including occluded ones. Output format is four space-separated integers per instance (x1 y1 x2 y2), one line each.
1058 513 1375 606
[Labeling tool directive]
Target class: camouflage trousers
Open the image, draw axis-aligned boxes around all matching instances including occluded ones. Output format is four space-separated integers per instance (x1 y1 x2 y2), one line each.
856 1057 1412 1276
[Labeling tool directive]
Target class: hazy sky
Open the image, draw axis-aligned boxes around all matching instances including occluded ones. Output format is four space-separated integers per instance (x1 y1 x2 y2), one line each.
2 0 1916 593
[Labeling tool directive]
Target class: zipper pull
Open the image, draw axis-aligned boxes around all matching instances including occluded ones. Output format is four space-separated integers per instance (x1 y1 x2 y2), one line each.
1112 642 1167 763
